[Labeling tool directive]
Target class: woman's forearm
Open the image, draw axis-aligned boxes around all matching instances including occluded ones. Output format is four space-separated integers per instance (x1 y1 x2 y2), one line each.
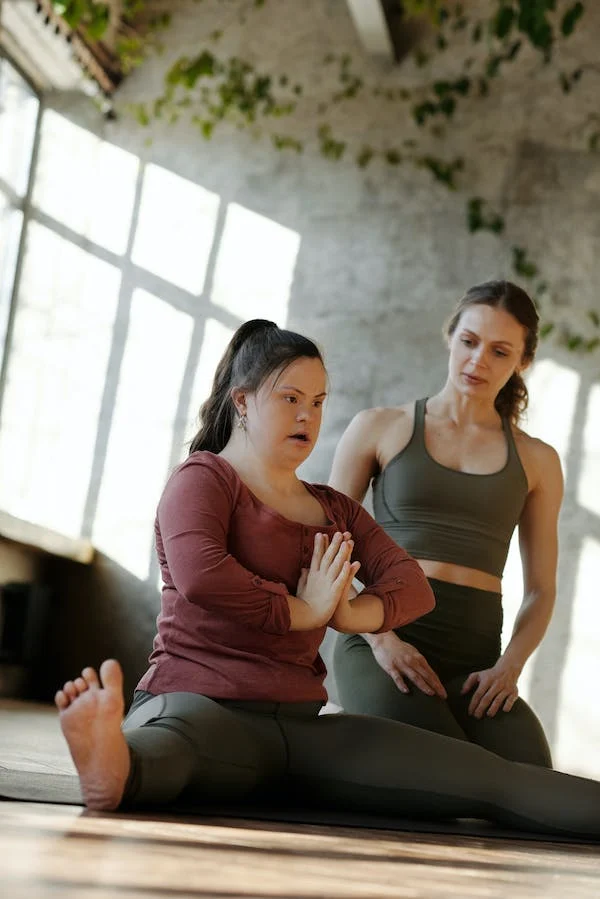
501 589 555 670
329 593 385 634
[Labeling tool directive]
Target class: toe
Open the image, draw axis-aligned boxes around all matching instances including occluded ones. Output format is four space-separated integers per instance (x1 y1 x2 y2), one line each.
74 677 88 694
63 681 77 701
99 659 124 693
82 667 100 689
55 690 69 710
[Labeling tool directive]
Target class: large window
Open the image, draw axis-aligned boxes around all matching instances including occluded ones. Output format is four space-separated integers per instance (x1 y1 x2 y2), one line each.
0 54 40 386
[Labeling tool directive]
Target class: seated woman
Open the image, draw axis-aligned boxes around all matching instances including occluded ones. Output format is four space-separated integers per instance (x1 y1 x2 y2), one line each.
55 318 600 839
330 280 560 767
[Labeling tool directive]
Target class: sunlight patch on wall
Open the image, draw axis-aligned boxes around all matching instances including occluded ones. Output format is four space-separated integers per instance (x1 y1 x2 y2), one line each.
31 110 139 255
182 318 235 459
92 289 192 581
525 359 580 464
554 536 600 778
132 164 220 294
0 200 23 349
0 221 120 535
500 358 581 701
0 59 40 197
577 383 600 518
500 533 534 699
211 203 299 324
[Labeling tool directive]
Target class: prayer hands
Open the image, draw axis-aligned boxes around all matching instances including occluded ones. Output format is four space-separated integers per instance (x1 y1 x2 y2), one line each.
296 532 360 626
369 632 447 699
461 659 520 718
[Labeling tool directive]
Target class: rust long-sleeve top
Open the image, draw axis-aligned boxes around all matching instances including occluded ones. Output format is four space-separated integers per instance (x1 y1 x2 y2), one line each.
137 452 435 701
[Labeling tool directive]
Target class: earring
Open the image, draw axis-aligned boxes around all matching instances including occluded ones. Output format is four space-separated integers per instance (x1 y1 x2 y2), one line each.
237 413 247 432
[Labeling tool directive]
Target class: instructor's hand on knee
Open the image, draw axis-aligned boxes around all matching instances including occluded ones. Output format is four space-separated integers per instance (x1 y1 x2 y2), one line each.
461 662 520 718
297 532 361 626
369 632 447 699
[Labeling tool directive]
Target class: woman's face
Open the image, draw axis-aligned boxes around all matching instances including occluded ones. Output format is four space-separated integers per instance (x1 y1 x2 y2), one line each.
448 303 528 402
239 356 327 468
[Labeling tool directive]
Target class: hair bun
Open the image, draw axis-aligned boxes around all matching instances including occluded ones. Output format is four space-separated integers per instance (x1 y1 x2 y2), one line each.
230 319 278 354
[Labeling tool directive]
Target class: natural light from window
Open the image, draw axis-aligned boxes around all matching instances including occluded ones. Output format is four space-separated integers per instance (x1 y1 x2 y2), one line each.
577 382 600 518
555 535 600 777
0 222 120 535
211 202 299 324
131 163 221 294
501 358 582 700
92 289 193 580
32 110 139 255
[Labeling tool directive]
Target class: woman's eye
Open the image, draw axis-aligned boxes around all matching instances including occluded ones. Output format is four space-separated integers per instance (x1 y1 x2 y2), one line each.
461 338 473 347
494 350 508 357
313 401 323 408
285 396 297 403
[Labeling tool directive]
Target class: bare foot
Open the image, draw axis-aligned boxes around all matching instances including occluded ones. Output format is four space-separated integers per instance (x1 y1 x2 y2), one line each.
55 659 130 811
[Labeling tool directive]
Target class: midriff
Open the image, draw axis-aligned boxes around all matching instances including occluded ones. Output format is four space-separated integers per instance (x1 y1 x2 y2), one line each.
416 558 502 593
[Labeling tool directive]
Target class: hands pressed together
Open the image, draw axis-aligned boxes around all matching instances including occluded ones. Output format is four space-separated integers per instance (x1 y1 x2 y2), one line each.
296 531 360 626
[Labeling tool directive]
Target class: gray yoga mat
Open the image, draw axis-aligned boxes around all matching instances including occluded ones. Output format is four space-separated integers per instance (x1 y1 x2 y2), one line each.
1 764 597 845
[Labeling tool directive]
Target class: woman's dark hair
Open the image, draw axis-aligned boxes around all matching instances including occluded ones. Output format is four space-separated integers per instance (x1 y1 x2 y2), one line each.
444 279 539 425
189 319 324 455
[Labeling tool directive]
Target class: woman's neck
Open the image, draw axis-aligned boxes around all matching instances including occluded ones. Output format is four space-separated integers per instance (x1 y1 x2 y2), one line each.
429 384 501 428
220 441 303 496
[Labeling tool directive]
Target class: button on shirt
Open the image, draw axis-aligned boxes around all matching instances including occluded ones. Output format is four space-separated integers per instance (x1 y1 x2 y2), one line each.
137 452 435 702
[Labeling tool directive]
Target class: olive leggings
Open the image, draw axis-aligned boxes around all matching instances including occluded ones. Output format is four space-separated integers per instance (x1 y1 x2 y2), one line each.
334 578 552 767
121 690 600 839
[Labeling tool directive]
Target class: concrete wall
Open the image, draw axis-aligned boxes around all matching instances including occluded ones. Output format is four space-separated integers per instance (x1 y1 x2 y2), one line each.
0 0 598 776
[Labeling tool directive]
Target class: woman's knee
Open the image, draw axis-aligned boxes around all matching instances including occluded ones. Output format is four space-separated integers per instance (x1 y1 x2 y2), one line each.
448 689 553 767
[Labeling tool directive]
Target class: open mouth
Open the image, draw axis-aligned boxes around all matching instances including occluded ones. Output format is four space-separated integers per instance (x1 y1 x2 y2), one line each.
289 433 310 444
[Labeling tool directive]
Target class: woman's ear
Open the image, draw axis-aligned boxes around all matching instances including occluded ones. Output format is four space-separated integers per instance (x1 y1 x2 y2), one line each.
517 356 532 376
230 387 246 416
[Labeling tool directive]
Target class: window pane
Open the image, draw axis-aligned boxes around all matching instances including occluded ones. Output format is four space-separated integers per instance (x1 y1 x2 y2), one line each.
0 193 23 357
0 57 40 197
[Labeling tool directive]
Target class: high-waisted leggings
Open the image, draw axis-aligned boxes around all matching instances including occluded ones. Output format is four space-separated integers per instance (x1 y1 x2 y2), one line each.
334 578 552 767
120 688 600 839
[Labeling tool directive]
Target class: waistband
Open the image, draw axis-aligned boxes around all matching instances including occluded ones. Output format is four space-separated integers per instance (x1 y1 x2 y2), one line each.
426 576 502 603
131 690 324 720
216 698 324 718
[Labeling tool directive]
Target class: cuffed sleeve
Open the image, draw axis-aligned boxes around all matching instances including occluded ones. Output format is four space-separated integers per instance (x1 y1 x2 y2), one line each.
157 457 291 634
340 495 435 632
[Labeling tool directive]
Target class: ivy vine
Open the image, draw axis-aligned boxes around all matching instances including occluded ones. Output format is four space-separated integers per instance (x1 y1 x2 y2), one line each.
49 0 599 353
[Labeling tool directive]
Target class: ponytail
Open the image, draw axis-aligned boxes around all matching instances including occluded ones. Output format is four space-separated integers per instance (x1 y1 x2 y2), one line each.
495 371 528 426
189 319 323 455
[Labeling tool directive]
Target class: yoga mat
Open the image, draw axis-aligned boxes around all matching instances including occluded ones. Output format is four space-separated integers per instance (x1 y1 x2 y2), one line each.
1 764 596 845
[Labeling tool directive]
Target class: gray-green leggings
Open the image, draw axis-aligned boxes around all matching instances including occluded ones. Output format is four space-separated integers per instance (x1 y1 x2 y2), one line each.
121 689 600 839
334 578 552 767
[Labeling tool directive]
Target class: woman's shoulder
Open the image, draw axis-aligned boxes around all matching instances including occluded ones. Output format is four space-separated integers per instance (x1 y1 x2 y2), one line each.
512 428 563 491
343 402 416 448
167 451 242 497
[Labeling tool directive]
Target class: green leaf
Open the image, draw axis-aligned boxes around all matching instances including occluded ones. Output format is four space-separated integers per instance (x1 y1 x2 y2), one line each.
586 337 600 352
511 246 538 278
385 149 402 165
493 5 515 39
539 322 555 338
357 146 375 168
588 309 600 327
588 131 600 152
561 2 584 37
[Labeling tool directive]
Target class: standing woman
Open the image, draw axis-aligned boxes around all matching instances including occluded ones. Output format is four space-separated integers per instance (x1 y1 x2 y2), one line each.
331 280 560 767
54 318 600 840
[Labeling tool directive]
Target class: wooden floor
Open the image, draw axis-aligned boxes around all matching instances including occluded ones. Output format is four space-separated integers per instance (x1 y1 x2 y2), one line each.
1 700 599 898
